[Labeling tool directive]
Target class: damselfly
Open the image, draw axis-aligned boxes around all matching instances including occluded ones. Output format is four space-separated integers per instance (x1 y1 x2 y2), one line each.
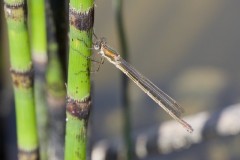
93 35 193 133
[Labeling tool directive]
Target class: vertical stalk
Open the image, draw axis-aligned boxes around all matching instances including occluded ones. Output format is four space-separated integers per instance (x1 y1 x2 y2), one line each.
113 0 132 159
45 1 66 159
48 0 68 75
65 0 94 160
3 1 39 159
0 2 4 158
46 43 66 160
27 0 48 159
0 1 3 90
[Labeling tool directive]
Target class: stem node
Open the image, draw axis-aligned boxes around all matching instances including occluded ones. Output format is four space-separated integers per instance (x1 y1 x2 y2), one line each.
66 96 91 120
10 67 33 88
18 148 39 160
69 7 94 31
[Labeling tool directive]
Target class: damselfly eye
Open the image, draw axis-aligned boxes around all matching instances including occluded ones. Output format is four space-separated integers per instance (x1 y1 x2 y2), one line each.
94 44 100 50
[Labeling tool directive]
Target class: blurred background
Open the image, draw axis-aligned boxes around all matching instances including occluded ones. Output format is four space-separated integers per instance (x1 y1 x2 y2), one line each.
92 0 240 159
1 0 240 159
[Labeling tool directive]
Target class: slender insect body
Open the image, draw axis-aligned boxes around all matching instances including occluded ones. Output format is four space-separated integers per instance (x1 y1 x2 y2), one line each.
93 36 193 133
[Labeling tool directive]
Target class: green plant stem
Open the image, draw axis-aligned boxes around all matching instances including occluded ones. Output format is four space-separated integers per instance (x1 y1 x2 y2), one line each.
48 0 68 75
45 1 66 159
64 0 94 160
3 1 39 159
0 3 5 159
46 42 66 160
113 0 132 159
27 0 48 159
0 1 4 89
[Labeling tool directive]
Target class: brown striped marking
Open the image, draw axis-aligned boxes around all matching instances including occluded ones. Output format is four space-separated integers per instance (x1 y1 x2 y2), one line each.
66 96 91 120
10 68 33 89
69 7 94 31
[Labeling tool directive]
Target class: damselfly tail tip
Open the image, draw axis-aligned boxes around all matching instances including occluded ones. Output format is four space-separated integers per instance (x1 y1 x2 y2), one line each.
186 126 194 133
182 120 194 133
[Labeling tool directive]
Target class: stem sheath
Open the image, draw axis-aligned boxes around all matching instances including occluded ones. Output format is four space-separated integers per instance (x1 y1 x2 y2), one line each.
64 1 94 160
4 1 39 159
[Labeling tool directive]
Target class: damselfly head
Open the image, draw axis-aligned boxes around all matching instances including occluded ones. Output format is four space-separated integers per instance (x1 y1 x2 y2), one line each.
93 35 107 51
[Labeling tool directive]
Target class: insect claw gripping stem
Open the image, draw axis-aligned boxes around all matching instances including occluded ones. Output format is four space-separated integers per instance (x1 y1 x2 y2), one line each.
93 32 98 40
70 44 104 73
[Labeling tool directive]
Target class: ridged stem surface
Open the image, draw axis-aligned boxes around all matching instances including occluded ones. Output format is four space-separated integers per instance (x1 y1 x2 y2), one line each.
4 1 39 159
64 1 94 160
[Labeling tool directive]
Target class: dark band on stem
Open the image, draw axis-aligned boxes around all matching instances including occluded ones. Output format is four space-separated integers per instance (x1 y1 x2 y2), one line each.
4 1 25 9
10 68 33 89
66 96 91 120
69 7 94 31
4 2 27 20
18 148 39 160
